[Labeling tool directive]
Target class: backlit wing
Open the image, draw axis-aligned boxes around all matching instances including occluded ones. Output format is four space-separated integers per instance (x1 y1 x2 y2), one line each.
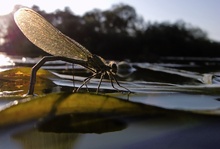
14 8 92 61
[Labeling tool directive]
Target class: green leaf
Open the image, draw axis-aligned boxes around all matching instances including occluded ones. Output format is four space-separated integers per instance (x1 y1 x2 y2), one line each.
0 93 164 127
0 67 57 96
1 92 220 133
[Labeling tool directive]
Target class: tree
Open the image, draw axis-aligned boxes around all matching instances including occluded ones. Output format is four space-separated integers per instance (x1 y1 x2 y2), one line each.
1 4 220 61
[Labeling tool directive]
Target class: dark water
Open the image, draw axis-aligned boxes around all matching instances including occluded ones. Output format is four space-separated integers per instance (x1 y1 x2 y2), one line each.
1 55 220 149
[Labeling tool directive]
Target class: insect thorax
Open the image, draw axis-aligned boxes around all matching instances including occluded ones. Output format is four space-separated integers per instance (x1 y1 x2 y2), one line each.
87 55 117 74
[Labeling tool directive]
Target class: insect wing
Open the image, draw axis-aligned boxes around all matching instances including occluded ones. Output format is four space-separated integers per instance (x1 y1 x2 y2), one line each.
14 8 92 61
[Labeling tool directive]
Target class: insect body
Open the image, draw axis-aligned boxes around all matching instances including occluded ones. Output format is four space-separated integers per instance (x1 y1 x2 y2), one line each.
14 8 130 95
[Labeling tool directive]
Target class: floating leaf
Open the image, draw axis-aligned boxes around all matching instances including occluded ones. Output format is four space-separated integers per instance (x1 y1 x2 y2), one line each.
0 92 170 128
1 92 220 132
0 67 58 96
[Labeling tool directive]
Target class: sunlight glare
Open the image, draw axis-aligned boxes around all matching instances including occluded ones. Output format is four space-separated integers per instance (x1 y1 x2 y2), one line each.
0 54 15 67
0 38 5 45
22 57 26 62
0 2 15 15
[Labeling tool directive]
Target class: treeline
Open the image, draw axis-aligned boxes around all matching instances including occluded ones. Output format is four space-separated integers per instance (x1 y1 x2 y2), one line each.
1 4 220 62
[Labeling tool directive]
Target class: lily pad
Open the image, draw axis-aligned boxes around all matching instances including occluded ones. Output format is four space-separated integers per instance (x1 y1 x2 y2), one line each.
0 93 163 127
0 67 58 96
1 92 220 132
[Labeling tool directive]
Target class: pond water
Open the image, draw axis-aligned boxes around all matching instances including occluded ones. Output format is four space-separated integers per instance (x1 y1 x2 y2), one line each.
1 55 220 149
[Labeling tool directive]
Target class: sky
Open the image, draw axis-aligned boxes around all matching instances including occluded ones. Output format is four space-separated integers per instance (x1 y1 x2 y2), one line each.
1 0 220 42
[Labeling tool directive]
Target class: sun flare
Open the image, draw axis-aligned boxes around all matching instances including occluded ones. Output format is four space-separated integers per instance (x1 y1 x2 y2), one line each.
0 54 14 67
0 3 15 15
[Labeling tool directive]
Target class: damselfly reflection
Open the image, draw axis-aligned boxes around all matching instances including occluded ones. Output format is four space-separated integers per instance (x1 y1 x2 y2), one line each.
14 8 131 95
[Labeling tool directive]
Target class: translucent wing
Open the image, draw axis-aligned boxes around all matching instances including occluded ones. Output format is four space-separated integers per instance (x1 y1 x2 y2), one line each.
14 8 92 61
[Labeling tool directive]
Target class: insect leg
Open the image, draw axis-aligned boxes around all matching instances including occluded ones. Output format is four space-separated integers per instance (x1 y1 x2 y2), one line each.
72 63 75 88
76 73 98 92
108 72 131 93
96 73 105 93
107 72 121 92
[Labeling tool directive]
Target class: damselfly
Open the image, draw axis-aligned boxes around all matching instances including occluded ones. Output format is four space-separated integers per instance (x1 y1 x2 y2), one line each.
14 8 131 95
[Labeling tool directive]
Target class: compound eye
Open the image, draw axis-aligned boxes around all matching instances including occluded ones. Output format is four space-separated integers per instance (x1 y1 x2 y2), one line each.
109 61 117 74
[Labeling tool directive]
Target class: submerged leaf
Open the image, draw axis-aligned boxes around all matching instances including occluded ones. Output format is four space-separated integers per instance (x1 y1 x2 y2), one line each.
0 67 58 96
37 114 127 133
12 128 78 148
